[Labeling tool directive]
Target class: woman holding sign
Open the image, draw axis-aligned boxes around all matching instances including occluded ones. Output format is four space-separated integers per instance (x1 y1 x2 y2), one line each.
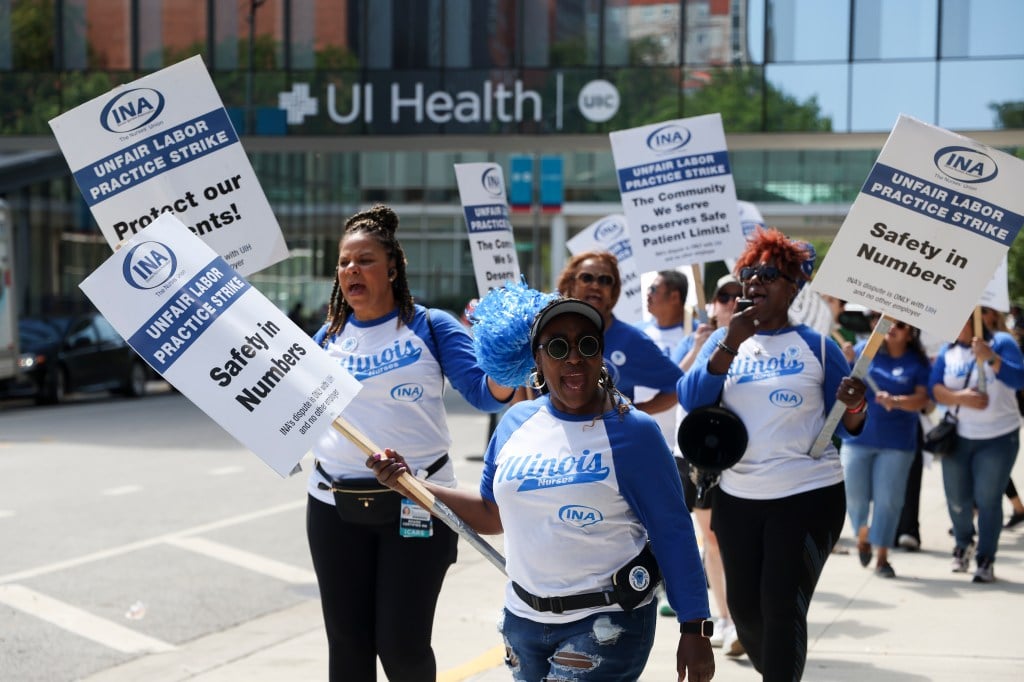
678 228 867 681
840 315 931 578
930 312 1024 583
307 204 513 682
369 296 715 682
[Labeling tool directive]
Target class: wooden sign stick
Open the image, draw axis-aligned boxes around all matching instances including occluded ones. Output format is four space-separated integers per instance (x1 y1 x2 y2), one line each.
809 315 893 458
331 415 508 575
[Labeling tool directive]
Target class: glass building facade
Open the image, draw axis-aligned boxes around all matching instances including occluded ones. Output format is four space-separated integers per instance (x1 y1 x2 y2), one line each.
0 0 1021 316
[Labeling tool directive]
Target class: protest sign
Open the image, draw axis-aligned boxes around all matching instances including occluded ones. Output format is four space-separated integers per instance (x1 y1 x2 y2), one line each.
79 215 361 477
979 255 1010 313
49 55 288 277
609 113 746 274
454 163 522 296
812 115 1024 341
567 214 643 323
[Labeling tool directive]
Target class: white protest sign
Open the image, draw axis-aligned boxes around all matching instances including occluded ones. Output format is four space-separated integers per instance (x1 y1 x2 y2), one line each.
79 215 361 477
454 163 521 296
567 214 643 323
738 200 766 239
609 114 746 273
979 255 1010 313
49 55 289 277
788 286 834 336
812 115 1024 341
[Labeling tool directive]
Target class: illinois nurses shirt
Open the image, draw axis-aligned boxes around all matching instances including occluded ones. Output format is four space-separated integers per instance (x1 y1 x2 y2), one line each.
481 396 709 625
678 325 850 500
929 332 1024 440
308 305 505 504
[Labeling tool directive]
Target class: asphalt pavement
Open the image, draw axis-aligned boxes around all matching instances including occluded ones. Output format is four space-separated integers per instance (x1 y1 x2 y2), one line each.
79 400 1024 682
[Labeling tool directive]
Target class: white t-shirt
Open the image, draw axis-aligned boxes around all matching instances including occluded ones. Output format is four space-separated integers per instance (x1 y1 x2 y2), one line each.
634 320 688 446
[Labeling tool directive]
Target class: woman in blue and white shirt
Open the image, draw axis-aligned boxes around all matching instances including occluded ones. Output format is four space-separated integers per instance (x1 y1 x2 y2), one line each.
678 228 867 682
369 298 715 682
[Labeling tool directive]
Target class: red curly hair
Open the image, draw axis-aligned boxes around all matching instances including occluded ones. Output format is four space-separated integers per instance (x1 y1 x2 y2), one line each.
735 227 811 287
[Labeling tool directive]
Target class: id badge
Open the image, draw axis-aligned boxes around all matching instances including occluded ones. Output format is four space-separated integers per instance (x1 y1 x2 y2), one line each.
399 498 433 537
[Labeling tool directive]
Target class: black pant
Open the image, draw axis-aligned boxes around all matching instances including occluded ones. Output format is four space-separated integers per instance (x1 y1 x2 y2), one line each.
894 437 923 544
307 495 458 682
712 483 846 682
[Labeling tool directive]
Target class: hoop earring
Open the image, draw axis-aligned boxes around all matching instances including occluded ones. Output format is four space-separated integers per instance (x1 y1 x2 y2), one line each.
528 370 546 390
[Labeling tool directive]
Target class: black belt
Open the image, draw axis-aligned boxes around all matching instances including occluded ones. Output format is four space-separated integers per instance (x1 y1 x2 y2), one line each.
512 581 615 615
315 453 449 488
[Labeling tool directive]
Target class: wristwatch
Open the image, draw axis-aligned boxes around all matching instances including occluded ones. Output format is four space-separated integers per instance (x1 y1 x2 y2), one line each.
680 619 714 637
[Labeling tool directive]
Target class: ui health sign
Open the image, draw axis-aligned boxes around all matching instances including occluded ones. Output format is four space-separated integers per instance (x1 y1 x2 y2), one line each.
80 215 361 477
609 113 746 273
50 55 288 277
812 115 1024 341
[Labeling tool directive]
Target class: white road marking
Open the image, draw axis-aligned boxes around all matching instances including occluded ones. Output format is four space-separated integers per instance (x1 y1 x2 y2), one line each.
0 499 305 585
164 536 315 584
0 584 175 653
102 485 142 496
208 465 244 476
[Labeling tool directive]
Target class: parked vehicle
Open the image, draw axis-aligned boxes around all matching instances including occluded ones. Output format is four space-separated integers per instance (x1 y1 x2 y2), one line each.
1 311 154 404
0 200 16 385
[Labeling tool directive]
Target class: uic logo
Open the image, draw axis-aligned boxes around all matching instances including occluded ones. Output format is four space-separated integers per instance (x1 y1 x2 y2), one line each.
578 80 620 123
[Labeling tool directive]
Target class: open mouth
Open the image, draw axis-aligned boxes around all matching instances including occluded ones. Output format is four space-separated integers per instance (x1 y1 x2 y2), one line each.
561 372 586 392
346 282 366 296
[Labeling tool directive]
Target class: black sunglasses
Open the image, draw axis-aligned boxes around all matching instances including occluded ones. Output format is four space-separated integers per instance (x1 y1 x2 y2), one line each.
716 291 742 304
576 272 615 287
537 335 601 361
739 265 796 285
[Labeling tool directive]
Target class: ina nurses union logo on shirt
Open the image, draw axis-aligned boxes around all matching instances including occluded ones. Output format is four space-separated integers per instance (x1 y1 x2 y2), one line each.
100 88 166 133
646 124 691 154
933 146 998 184
123 241 177 290
558 504 604 528
481 167 504 196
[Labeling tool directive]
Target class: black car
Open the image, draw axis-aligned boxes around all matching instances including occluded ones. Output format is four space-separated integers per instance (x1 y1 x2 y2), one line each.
1 312 154 404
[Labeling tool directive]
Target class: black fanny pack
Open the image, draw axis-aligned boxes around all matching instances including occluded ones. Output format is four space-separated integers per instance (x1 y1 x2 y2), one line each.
512 543 661 614
316 455 448 526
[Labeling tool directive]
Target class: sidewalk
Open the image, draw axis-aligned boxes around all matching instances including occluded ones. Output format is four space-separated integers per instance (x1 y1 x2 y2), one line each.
85 445 1024 682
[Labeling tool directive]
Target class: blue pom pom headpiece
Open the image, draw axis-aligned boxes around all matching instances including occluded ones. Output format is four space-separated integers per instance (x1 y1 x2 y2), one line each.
470 281 558 387
797 241 816 289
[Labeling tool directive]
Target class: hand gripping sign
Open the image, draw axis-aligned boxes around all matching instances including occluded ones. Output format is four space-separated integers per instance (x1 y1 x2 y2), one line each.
80 215 508 571
50 55 288 277
809 114 1024 457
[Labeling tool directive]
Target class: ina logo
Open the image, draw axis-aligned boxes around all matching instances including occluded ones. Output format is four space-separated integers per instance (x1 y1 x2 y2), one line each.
933 146 998 184
101 88 165 133
481 167 504 196
593 218 624 243
769 389 803 408
558 505 604 528
123 241 176 290
645 124 691 154
390 382 425 402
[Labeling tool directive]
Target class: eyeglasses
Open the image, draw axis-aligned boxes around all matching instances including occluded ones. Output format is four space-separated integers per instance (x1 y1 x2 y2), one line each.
537 335 601 361
739 265 795 285
716 291 742 304
576 272 615 287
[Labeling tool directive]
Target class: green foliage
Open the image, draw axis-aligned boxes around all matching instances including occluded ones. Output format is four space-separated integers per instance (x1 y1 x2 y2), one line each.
11 0 54 71
685 66 832 133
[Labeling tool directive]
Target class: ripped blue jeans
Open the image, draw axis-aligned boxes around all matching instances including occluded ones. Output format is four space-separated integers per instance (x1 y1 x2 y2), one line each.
500 602 656 681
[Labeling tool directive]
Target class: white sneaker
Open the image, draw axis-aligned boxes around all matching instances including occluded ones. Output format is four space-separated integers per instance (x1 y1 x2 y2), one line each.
722 623 744 657
897 534 920 551
972 557 995 583
708 620 725 648
951 542 975 573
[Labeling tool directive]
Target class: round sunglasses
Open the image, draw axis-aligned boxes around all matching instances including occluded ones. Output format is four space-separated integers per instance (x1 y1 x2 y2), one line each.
537 335 601 361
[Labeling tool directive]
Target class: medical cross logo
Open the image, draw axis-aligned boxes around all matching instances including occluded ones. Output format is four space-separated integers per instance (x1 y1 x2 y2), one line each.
278 84 318 125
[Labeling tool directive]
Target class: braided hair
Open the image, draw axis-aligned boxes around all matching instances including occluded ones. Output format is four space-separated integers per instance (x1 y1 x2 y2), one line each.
321 204 415 344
